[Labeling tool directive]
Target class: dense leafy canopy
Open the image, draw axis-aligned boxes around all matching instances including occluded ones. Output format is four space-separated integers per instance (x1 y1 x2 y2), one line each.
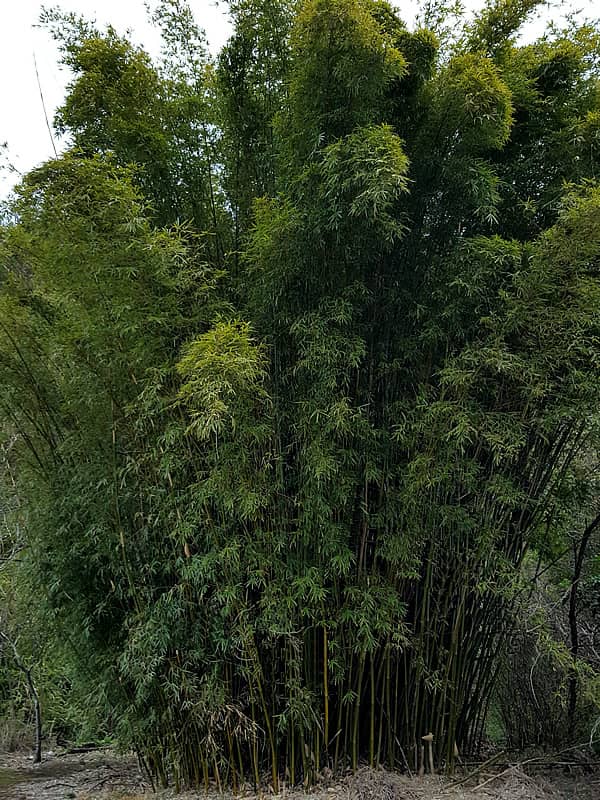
1 0 600 788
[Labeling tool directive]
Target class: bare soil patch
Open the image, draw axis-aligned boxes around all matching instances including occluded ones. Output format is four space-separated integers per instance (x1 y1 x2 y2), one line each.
0 752 597 800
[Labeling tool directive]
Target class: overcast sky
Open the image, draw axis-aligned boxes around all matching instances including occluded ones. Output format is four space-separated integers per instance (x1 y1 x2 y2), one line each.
1 1 597 197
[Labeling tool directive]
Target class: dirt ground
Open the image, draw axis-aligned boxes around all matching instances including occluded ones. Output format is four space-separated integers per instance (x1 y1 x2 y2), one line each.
0 751 598 800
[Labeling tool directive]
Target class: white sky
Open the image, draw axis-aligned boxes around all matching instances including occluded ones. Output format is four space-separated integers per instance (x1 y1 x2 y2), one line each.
0 0 598 197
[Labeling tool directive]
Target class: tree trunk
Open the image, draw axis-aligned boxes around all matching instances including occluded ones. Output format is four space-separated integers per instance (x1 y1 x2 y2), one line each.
567 510 600 740
0 630 42 763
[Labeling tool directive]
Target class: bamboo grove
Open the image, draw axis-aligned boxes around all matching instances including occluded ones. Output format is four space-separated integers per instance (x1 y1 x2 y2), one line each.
1 0 600 789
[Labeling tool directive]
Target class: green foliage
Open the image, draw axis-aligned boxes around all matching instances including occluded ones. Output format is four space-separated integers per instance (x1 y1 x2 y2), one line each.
1 0 600 788
285 0 406 159
177 321 271 441
216 0 293 242
44 5 225 240
465 0 545 56
428 53 513 151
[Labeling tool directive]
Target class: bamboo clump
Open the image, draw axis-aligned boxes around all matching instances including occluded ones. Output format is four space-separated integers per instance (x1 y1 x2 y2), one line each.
1 0 600 792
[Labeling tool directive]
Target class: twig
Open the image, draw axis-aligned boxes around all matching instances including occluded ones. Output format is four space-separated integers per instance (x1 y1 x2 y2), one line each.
87 773 136 790
473 766 514 791
44 782 77 789
451 740 600 794
389 735 412 778
523 740 599 764
62 745 112 755
444 751 506 791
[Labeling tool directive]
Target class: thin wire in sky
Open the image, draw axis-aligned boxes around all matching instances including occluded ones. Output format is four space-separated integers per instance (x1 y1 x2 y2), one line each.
33 51 57 158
